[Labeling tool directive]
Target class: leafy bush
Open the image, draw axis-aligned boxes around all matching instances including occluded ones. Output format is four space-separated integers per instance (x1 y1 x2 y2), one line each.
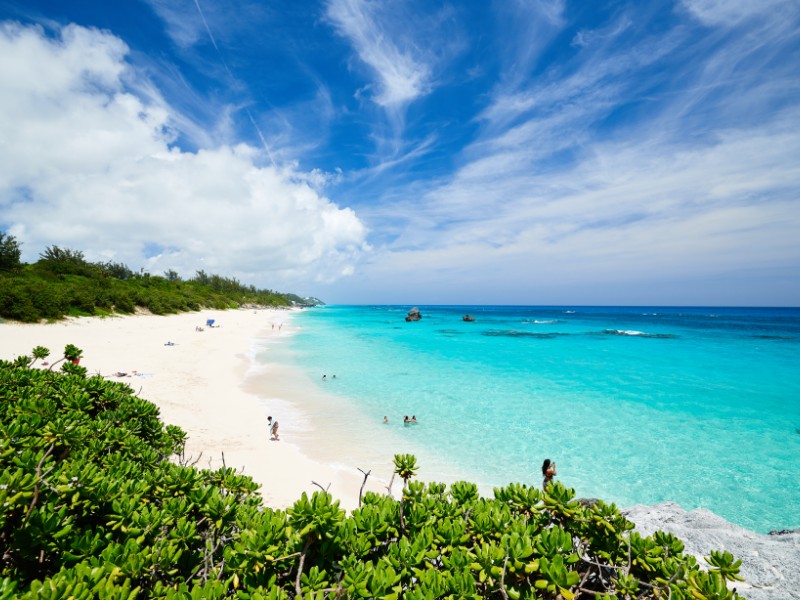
0 235 317 322
0 346 746 599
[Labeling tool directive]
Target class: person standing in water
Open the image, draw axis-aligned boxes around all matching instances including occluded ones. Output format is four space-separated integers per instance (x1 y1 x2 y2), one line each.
541 459 557 490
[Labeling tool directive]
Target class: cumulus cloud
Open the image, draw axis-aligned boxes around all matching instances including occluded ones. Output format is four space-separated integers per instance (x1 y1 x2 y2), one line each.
0 22 367 290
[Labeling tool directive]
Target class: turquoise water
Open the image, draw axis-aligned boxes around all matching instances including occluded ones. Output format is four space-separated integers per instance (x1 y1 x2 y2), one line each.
282 305 800 533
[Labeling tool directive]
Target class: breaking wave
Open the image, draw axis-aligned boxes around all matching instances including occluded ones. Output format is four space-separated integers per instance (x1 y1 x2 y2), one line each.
521 319 558 324
598 329 677 339
482 330 572 339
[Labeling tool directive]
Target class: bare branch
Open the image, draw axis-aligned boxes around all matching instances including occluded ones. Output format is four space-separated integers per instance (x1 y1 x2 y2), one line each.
312 480 331 493
498 555 510 600
23 444 55 526
295 536 313 596
271 551 301 563
357 468 371 508
47 358 66 372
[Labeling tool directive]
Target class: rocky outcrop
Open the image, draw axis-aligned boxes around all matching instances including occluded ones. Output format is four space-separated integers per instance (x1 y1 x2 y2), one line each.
405 307 422 322
462 315 475 322
623 502 800 600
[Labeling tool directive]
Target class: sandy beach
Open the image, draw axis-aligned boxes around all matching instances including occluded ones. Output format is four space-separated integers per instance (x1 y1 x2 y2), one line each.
0 308 395 511
2 308 797 599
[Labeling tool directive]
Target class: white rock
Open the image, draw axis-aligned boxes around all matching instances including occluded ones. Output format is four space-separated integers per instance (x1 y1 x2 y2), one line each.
622 502 800 600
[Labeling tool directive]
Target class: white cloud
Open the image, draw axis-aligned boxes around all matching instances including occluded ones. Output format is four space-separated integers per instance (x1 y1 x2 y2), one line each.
322 0 800 306
0 22 367 290
496 0 565 80
680 0 798 27
342 108 800 304
325 0 431 109
143 0 206 49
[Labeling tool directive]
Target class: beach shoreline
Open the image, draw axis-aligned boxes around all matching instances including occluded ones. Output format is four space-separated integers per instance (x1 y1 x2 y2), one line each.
2 308 798 597
0 308 394 511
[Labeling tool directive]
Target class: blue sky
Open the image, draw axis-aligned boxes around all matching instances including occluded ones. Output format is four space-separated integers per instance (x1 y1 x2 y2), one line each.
0 0 798 305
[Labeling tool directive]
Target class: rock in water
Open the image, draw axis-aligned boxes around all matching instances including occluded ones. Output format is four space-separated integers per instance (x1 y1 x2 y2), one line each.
405 307 422 322
623 502 800 600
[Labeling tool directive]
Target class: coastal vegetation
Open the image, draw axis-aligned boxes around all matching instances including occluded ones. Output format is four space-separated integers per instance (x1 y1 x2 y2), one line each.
1 345 746 599
0 232 320 323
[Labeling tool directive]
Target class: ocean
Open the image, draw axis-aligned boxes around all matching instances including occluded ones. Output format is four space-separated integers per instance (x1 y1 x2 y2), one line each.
263 305 800 533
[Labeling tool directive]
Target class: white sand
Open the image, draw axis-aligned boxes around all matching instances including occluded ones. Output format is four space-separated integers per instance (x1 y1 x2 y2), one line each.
0 308 396 511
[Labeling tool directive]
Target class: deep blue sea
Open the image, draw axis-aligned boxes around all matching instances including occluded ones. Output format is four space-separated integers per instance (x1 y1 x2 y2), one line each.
281 305 800 533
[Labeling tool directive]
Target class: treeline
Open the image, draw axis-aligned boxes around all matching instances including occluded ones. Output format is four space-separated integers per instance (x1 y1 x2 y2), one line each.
0 232 320 322
0 346 745 598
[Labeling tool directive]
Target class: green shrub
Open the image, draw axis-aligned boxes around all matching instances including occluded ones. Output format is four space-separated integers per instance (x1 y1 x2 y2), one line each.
0 278 41 322
0 346 746 599
0 239 313 322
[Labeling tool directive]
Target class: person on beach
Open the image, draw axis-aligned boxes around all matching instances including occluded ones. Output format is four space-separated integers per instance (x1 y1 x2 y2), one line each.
267 416 273 438
271 420 280 441
383 416 389 424
322 374 327 381
541 459 557 490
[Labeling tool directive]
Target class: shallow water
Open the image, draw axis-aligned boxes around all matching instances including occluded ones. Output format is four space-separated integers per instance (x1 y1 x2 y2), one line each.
264 305 800 532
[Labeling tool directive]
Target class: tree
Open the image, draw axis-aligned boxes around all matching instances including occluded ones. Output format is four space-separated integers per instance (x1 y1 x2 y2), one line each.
0 231 22 271
37 245 95 276
100 261 134 280
193 269 210 285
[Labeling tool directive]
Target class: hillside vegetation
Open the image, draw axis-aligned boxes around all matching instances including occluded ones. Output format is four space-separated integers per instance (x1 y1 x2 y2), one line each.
0 232 319 323
0 345 746 599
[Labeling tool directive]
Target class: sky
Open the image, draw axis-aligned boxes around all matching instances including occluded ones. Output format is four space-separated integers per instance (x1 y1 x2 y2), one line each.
0 0 798 306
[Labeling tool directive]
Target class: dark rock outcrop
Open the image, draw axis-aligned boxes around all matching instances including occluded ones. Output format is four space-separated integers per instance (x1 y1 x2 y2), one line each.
462 315 475 322
405 307 422 322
